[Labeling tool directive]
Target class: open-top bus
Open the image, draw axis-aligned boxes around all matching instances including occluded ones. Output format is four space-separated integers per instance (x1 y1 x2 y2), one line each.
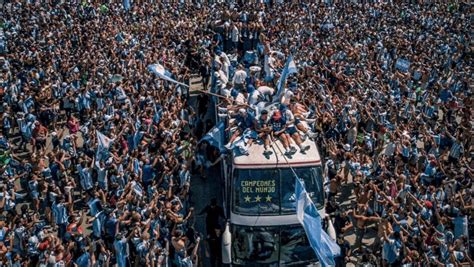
219 118 326 266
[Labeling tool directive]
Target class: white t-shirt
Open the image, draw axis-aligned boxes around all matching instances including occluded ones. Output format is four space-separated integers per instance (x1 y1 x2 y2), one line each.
234 92 247 105
257 86 274 96
219 53 230 79
264 55 276 78
220 87 231 98
282 109 295 127
233 69 247 85
248 90 262 106
280 89 294 105
231 26 239 42
215 70 228 88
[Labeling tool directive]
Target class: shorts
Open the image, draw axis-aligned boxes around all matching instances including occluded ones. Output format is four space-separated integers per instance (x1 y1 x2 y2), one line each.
286 127 298 135
31 191 39 200
274 130 285 137
295 118 301 125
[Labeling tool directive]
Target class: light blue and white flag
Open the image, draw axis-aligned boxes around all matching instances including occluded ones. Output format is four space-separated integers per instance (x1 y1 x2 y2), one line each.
200 122 225 152
296 177 340 267
226 128 257 156
97 131 113 150
123 0 131 11
96 131 113 161
148 63 189 88
275 55 297 101
395 58 411 73
321 23 335 31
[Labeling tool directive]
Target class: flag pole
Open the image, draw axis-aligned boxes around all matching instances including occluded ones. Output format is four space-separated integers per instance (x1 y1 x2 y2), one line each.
195 89 256 111
268 137 300 180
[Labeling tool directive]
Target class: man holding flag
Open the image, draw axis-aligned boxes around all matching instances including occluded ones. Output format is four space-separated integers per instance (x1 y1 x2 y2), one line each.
296 177 340 266
275 55 298 103
148 63 190 89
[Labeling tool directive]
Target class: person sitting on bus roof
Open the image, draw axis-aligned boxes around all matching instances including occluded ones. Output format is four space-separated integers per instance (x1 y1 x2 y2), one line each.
279 104 310 153
256 83 275 103
245 84 262 107
230 88 247 105
256 109 273 156
225 108 256 149
269 110 295 155
288 98 317 139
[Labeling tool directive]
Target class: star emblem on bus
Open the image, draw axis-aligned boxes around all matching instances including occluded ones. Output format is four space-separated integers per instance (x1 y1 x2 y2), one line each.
255 195 261 202
244 196 251 203
265 195 272 202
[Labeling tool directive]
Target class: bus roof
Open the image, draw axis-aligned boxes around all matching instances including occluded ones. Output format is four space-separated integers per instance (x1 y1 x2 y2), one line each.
232 138 321 169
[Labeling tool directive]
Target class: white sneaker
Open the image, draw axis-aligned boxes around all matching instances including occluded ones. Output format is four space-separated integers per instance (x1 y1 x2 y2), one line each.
307 131 317 139
218 113 228 118
289 146 297 154
300 145 310 152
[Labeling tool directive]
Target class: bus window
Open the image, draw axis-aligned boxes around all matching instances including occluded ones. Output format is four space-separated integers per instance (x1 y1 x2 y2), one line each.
280 225 316 265
233 226 280 265
233 169 280 215
280 167 324 214
232 225 317 266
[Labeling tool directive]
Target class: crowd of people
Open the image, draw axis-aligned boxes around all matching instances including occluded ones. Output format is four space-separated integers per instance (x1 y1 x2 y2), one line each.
0 0 472 266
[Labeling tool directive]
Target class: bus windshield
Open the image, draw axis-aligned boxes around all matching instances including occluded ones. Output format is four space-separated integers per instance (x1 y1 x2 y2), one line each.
232 224 316 265
233 166 324 215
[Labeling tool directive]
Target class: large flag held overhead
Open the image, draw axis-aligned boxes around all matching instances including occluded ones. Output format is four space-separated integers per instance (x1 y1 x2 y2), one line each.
96 131 113 161
148 63 189 88
123 0 131 11
275 55 297 101
296 177 340 266
200 122 226 152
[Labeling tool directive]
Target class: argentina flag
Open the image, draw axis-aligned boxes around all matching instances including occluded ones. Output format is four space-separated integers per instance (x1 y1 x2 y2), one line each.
148 63 189 88
296 177 340 266
96 131 113 161
275 55 297 101
123 0 131 11
200 121 226 152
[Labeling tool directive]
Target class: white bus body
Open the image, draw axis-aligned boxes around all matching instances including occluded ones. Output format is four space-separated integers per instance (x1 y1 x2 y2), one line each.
221 134 326 266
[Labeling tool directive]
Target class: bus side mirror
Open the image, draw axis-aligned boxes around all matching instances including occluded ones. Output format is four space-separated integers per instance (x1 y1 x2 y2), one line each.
222 222 232 264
